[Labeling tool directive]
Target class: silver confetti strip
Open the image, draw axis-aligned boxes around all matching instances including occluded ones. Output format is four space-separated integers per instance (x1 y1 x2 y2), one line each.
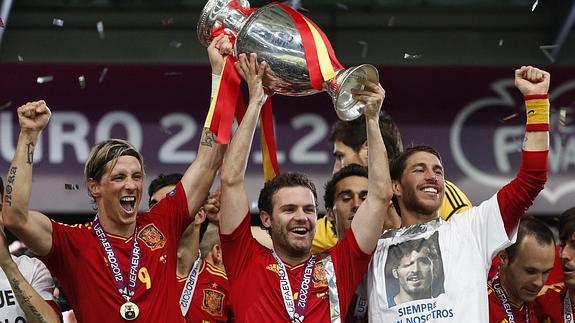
500 112 519 123
388 16 395 27
357 40 368 59
53 18 64 27
37 75 54 84
97 21 105 39
539 45 557 63
17 55 23 62
164 71 183 76
404 53 422 60
169 41 183 48
78 75 86 89
98 67 108 83
498 39 504 46
0 17 4 28
531 0 539 11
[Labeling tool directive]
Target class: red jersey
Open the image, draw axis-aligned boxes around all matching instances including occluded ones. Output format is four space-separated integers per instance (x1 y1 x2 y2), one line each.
41 182 191 323
177 260 233 322
488 281 539 323
220 213 372 323
534 283 569 323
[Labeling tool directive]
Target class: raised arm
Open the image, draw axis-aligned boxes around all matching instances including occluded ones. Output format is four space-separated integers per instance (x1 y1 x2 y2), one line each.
3 101 53 256
498 66 550 234
219 53 268 234
350 81 394 253
179 35 232 218
0 228 61 323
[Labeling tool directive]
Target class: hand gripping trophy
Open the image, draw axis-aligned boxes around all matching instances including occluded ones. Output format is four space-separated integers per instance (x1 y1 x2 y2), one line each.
197 0 379 121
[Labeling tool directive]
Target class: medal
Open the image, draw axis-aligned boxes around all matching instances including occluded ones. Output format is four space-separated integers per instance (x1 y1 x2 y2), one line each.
120 299 140 320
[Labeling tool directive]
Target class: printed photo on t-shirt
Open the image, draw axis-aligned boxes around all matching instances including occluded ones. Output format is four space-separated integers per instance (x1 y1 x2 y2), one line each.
384 231 445 307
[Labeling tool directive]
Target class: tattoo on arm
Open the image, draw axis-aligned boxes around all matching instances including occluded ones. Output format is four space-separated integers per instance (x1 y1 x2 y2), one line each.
26 142 35 165
9 278 49 323
200 128 217 147
5 166 17 207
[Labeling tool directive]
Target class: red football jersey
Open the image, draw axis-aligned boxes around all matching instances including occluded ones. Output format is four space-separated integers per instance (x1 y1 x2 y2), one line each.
535 283 568 323
41 182 191 323
220 213 372 323
487 281 539 323
178 261 233 322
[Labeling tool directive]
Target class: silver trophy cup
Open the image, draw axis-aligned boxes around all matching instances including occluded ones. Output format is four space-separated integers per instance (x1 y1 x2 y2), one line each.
198 0 379 121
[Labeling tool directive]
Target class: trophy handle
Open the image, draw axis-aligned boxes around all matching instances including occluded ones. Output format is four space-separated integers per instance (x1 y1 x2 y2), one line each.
197 0 251 47
327 64 380 121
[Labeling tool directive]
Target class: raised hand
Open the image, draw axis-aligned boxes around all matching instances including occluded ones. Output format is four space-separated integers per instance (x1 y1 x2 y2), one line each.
204 187 222 224
515 65 550 96
351 80 386 118
208 33 234 75
17 100 51 134
235 53 268 106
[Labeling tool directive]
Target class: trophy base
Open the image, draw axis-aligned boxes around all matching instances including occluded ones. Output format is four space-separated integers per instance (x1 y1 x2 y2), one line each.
330 64 379 121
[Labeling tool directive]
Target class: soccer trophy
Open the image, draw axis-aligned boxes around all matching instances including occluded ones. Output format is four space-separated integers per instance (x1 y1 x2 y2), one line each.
198 0 379 121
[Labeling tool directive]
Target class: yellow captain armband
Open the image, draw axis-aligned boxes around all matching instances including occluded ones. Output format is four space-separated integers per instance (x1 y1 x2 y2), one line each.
525 94 549 131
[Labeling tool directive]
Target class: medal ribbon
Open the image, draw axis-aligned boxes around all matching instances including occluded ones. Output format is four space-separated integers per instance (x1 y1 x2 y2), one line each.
92 218 141 301
179 251 203 316
491 273 529 323
271 251 317 322
565 292 574 323
320 254 341 323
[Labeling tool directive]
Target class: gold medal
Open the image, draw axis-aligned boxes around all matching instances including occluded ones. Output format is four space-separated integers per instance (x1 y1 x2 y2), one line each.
120 301 139 320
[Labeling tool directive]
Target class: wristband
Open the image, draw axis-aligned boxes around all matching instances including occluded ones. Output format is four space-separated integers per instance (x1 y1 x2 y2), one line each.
525 94 549 131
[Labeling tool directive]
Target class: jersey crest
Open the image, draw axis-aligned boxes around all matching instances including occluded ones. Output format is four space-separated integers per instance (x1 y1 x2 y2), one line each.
138 223 166 251
202 289 225 316
312 259 327 288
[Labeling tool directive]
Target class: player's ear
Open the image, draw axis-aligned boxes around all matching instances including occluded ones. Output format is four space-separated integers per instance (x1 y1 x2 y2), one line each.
392 268 398 279
260 211 272 229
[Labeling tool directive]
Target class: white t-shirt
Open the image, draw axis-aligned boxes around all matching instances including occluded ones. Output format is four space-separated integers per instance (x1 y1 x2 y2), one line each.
0 255 56 323
365 194 517 322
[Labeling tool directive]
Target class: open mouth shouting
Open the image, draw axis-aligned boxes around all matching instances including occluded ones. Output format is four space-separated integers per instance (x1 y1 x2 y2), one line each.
120 196 137 214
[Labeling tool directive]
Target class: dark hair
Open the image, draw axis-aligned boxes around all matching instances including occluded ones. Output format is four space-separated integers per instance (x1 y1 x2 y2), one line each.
148 173 183 207
329 111 403 160
258 172 318 215
0 176 3 199
389 237 440 270
506 215 556 263
390 145 442 181
323 164 368 210
560 207 575 245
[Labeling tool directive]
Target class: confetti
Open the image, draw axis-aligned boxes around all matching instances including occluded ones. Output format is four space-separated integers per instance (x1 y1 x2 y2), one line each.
500 112 519 123
53 18 64 27
161 17 174 26
169 41 183 48
498 39 504 47
97 21 105 39
17 55 23 62
0 17 4 28
357 40 368 59
388 16 395 27
539 45 557 63
78 75 86 89
336 2 348 10
0 101 12 111
37 75 54 84
531 0 539 11
404 53 422 60
98 67 108 83
164 71 183 76
559 108 567 126
64 184 80 190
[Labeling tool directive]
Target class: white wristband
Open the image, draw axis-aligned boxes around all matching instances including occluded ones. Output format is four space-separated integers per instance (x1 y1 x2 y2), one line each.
211 73 221 99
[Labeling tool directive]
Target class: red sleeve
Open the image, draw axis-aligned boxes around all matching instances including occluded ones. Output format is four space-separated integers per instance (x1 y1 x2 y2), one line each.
147 181 192 238
497 150 548 235
219 212 259 281
331 229 372 318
